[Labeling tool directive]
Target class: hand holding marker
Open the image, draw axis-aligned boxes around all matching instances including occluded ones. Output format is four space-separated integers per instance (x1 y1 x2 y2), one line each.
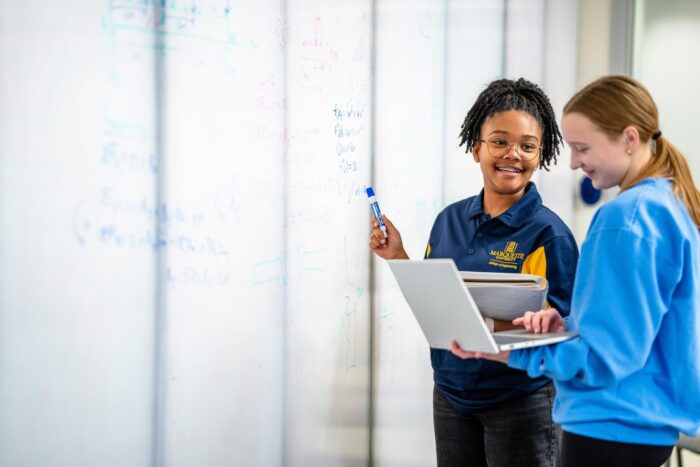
365 186 387 239
365 187 409 260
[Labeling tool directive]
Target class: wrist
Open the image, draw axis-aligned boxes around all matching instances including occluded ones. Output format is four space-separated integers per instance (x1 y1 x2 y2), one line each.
392 250 409 260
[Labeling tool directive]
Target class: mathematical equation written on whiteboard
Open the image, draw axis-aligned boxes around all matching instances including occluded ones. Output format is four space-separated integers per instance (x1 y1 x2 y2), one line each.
106 0 236 45
73 185 232 255
333 100 365 175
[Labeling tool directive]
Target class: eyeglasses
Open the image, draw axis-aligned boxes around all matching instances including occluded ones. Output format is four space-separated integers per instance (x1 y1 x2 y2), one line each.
478 139 541 161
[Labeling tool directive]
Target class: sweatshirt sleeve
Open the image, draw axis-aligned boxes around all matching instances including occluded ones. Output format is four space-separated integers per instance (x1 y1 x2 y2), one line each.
508 226 678 387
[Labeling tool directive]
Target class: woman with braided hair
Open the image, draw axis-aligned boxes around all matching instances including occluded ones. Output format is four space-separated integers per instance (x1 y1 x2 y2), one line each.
369 78 579 466
451 75 700 467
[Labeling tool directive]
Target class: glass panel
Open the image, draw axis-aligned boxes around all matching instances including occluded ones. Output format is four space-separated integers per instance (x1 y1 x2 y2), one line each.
633 0 700 182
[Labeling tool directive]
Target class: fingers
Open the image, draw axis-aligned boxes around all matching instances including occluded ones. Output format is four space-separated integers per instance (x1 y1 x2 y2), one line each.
532 312 542 333
538 308 565 333
450 341 477 359
515 309 566 334
450 341 508 363
367 215 411 260
515 310 545 333
368 216 387 248
541 313 552 333
369 214 401 242
548 308 566 332
519 311 536 332
368 236 382 251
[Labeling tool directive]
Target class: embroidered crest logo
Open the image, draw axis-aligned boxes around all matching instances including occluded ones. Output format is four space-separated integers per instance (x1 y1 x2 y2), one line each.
489 241 525 270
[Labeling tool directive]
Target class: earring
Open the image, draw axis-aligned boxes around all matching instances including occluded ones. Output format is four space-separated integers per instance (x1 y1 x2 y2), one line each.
627 149 632 156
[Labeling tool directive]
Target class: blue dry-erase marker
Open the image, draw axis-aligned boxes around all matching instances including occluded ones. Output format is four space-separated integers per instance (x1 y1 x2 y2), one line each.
365 185 387 238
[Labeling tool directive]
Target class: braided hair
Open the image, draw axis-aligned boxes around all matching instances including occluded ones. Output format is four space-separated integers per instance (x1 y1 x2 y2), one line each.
458 78 562 171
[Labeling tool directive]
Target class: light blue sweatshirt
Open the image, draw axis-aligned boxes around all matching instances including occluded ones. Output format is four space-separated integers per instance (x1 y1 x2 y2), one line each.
509 178 700 446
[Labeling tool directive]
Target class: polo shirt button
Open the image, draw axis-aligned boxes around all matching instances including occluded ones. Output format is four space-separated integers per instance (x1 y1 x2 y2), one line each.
476 233 484 238
468 249 474 254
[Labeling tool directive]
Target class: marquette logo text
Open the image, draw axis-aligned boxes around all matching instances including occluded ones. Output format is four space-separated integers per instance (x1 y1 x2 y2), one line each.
488 241 524 270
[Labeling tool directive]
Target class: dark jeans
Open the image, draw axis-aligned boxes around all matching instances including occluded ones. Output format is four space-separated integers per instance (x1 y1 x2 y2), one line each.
559 431 673 467
433 383 560 467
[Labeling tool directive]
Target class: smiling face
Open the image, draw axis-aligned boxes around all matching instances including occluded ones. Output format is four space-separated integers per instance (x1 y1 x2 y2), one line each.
473 110 542 198
562 112 632 189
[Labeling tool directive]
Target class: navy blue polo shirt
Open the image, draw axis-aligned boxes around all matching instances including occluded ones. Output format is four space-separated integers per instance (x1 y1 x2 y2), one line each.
426 182 578 412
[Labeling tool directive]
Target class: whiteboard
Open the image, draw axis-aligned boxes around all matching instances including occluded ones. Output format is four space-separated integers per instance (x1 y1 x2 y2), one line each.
155 1 286 465
0 1 578 466
0 2 157 466
284 0 372 465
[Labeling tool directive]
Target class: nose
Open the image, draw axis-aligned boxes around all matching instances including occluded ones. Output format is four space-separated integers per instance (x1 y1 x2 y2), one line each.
502 143 522 160
569 152 581 170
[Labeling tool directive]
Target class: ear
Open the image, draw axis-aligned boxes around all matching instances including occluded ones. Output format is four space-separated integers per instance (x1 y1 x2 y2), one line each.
622 125 641 151
472 142 481 163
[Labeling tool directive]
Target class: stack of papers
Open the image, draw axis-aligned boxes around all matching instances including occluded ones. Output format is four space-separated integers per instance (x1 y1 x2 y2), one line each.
460 271 548 321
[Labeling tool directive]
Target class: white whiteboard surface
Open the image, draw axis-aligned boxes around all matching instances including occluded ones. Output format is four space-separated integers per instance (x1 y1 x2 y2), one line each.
154 1 287 465
0 2 157 466
284 1 372 465
0 1 578 466
373 1 447 465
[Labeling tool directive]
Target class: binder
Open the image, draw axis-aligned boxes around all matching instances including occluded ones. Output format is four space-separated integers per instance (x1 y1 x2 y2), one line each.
460 271 548 321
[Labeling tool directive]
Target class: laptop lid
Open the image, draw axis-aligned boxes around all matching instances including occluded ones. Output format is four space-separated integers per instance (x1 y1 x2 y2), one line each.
387 259 499 353
387 259 576 352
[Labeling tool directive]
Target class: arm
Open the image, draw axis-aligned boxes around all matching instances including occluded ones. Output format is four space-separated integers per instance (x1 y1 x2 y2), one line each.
509 228 676 387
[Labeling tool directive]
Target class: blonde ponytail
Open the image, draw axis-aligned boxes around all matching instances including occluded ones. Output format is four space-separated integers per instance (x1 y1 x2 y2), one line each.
630 136 700 228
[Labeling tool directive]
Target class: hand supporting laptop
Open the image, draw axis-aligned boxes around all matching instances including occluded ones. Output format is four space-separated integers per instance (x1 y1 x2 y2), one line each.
450 341 511 363
451 307 567 362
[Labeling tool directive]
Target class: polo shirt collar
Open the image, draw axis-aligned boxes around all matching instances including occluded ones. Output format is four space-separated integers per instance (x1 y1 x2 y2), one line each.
465 182 543 228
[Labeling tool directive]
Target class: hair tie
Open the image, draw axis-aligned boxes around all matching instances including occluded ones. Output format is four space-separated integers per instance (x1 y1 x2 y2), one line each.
650 130 662 155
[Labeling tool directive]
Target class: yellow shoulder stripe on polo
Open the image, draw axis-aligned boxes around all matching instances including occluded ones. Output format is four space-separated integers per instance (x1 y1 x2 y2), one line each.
521 246 551 308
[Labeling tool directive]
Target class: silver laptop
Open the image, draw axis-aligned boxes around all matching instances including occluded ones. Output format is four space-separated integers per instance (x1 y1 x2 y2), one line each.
387 259 577 352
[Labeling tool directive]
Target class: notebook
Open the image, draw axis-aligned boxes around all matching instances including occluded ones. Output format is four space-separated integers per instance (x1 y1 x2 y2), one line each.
460 270 548 321
387 259 577 352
